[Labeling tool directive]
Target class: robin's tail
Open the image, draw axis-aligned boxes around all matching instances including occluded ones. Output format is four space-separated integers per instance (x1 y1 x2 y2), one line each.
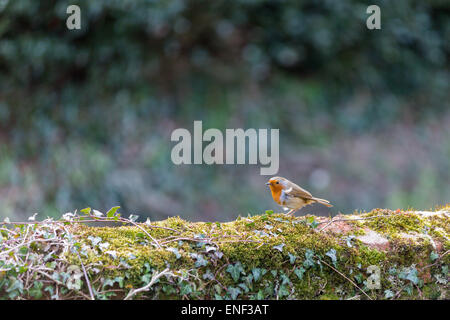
312 197 333 207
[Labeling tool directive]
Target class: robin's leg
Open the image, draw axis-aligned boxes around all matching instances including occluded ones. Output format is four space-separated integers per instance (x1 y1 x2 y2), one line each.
286 209 297 216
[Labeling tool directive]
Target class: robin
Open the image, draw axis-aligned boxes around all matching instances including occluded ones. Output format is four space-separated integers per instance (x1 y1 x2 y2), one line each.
266 176 332 216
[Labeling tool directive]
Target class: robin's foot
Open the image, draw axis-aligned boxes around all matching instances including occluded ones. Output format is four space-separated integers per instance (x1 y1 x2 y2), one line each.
286 209 296 216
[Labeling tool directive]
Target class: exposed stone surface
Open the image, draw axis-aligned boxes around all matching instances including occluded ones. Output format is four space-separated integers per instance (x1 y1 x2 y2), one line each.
357 229 390 251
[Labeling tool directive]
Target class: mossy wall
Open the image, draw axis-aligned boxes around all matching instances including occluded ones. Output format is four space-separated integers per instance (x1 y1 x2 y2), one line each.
0 207 448 300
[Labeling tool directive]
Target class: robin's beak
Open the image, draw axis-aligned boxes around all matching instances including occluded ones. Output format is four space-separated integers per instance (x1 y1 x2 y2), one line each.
265 182 271 186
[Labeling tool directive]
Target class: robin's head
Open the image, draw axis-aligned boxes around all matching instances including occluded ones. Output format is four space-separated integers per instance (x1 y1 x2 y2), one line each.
265 176 287 191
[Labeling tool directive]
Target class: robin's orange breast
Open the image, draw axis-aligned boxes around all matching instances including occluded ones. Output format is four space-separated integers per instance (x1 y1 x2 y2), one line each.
270 188 282 205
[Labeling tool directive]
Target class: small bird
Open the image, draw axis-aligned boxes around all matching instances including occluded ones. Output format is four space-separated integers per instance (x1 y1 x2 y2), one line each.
266 176 332 216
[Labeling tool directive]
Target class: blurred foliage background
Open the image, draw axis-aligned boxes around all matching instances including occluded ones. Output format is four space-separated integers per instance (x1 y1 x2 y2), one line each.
0 0 449 222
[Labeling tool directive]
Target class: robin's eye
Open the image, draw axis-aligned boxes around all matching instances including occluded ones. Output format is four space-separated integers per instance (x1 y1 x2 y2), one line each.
276 181 279 184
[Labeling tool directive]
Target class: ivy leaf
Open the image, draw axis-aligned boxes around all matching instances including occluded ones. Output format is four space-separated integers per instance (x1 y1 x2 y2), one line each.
128 214 139 222
404 284 413 295
167 247 181 259
256 290 265 299
107 206 120 218
105 250 118 260
399 266 419 285
227 287 242 299
303 249 316 268
430 251 439 261
227 262 244 282
434 274 447 284
251 268 266 282
384 289 394 299
280 273 291 285
202 270 215 281
88 236 102 246
19 246 28 255
442 265 448 276
180 282 193 295
205 245 217 253
80 207 91 215
190 253 208 267
92 209 103 217
288 253 297 265
238 283 249 293
325 248 337 267
294 267 306 280
354 273 363 284
278 284 290 298
306 216 318 229
346 235 356 248
273 243 285 252
252 268 261 282
103 277 124 289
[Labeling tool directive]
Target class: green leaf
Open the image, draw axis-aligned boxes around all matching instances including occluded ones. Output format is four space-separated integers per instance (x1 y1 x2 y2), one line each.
325 248 337 266
288 253 297 264
80 207 91 215
294 267 306 280
252 268 266 282
384 289 394 299
252 268 260 281
29 281 43 299
280 273 291 285
256 290 265 300
103 277 124 289
354 273 363 284
346 235 356 247
107 206 120 217
227 287 242 299
430 251 439 261
167 247 181 259
128 214 139 222
278 284 290 297
442 265 448 276
18 266 28 273
226 262 244 282
238 283 249 293
190 253 208 267
303 249 316 268
306 216 319 229
273 243 285 252
399 266 419 285
180 282 193 295
404 284 413 295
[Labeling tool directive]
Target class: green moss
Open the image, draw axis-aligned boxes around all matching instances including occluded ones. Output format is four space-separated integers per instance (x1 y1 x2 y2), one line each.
319 293 340 300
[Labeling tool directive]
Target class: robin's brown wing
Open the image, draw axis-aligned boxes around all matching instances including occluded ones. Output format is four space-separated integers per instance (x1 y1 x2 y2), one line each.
285 181 313 199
